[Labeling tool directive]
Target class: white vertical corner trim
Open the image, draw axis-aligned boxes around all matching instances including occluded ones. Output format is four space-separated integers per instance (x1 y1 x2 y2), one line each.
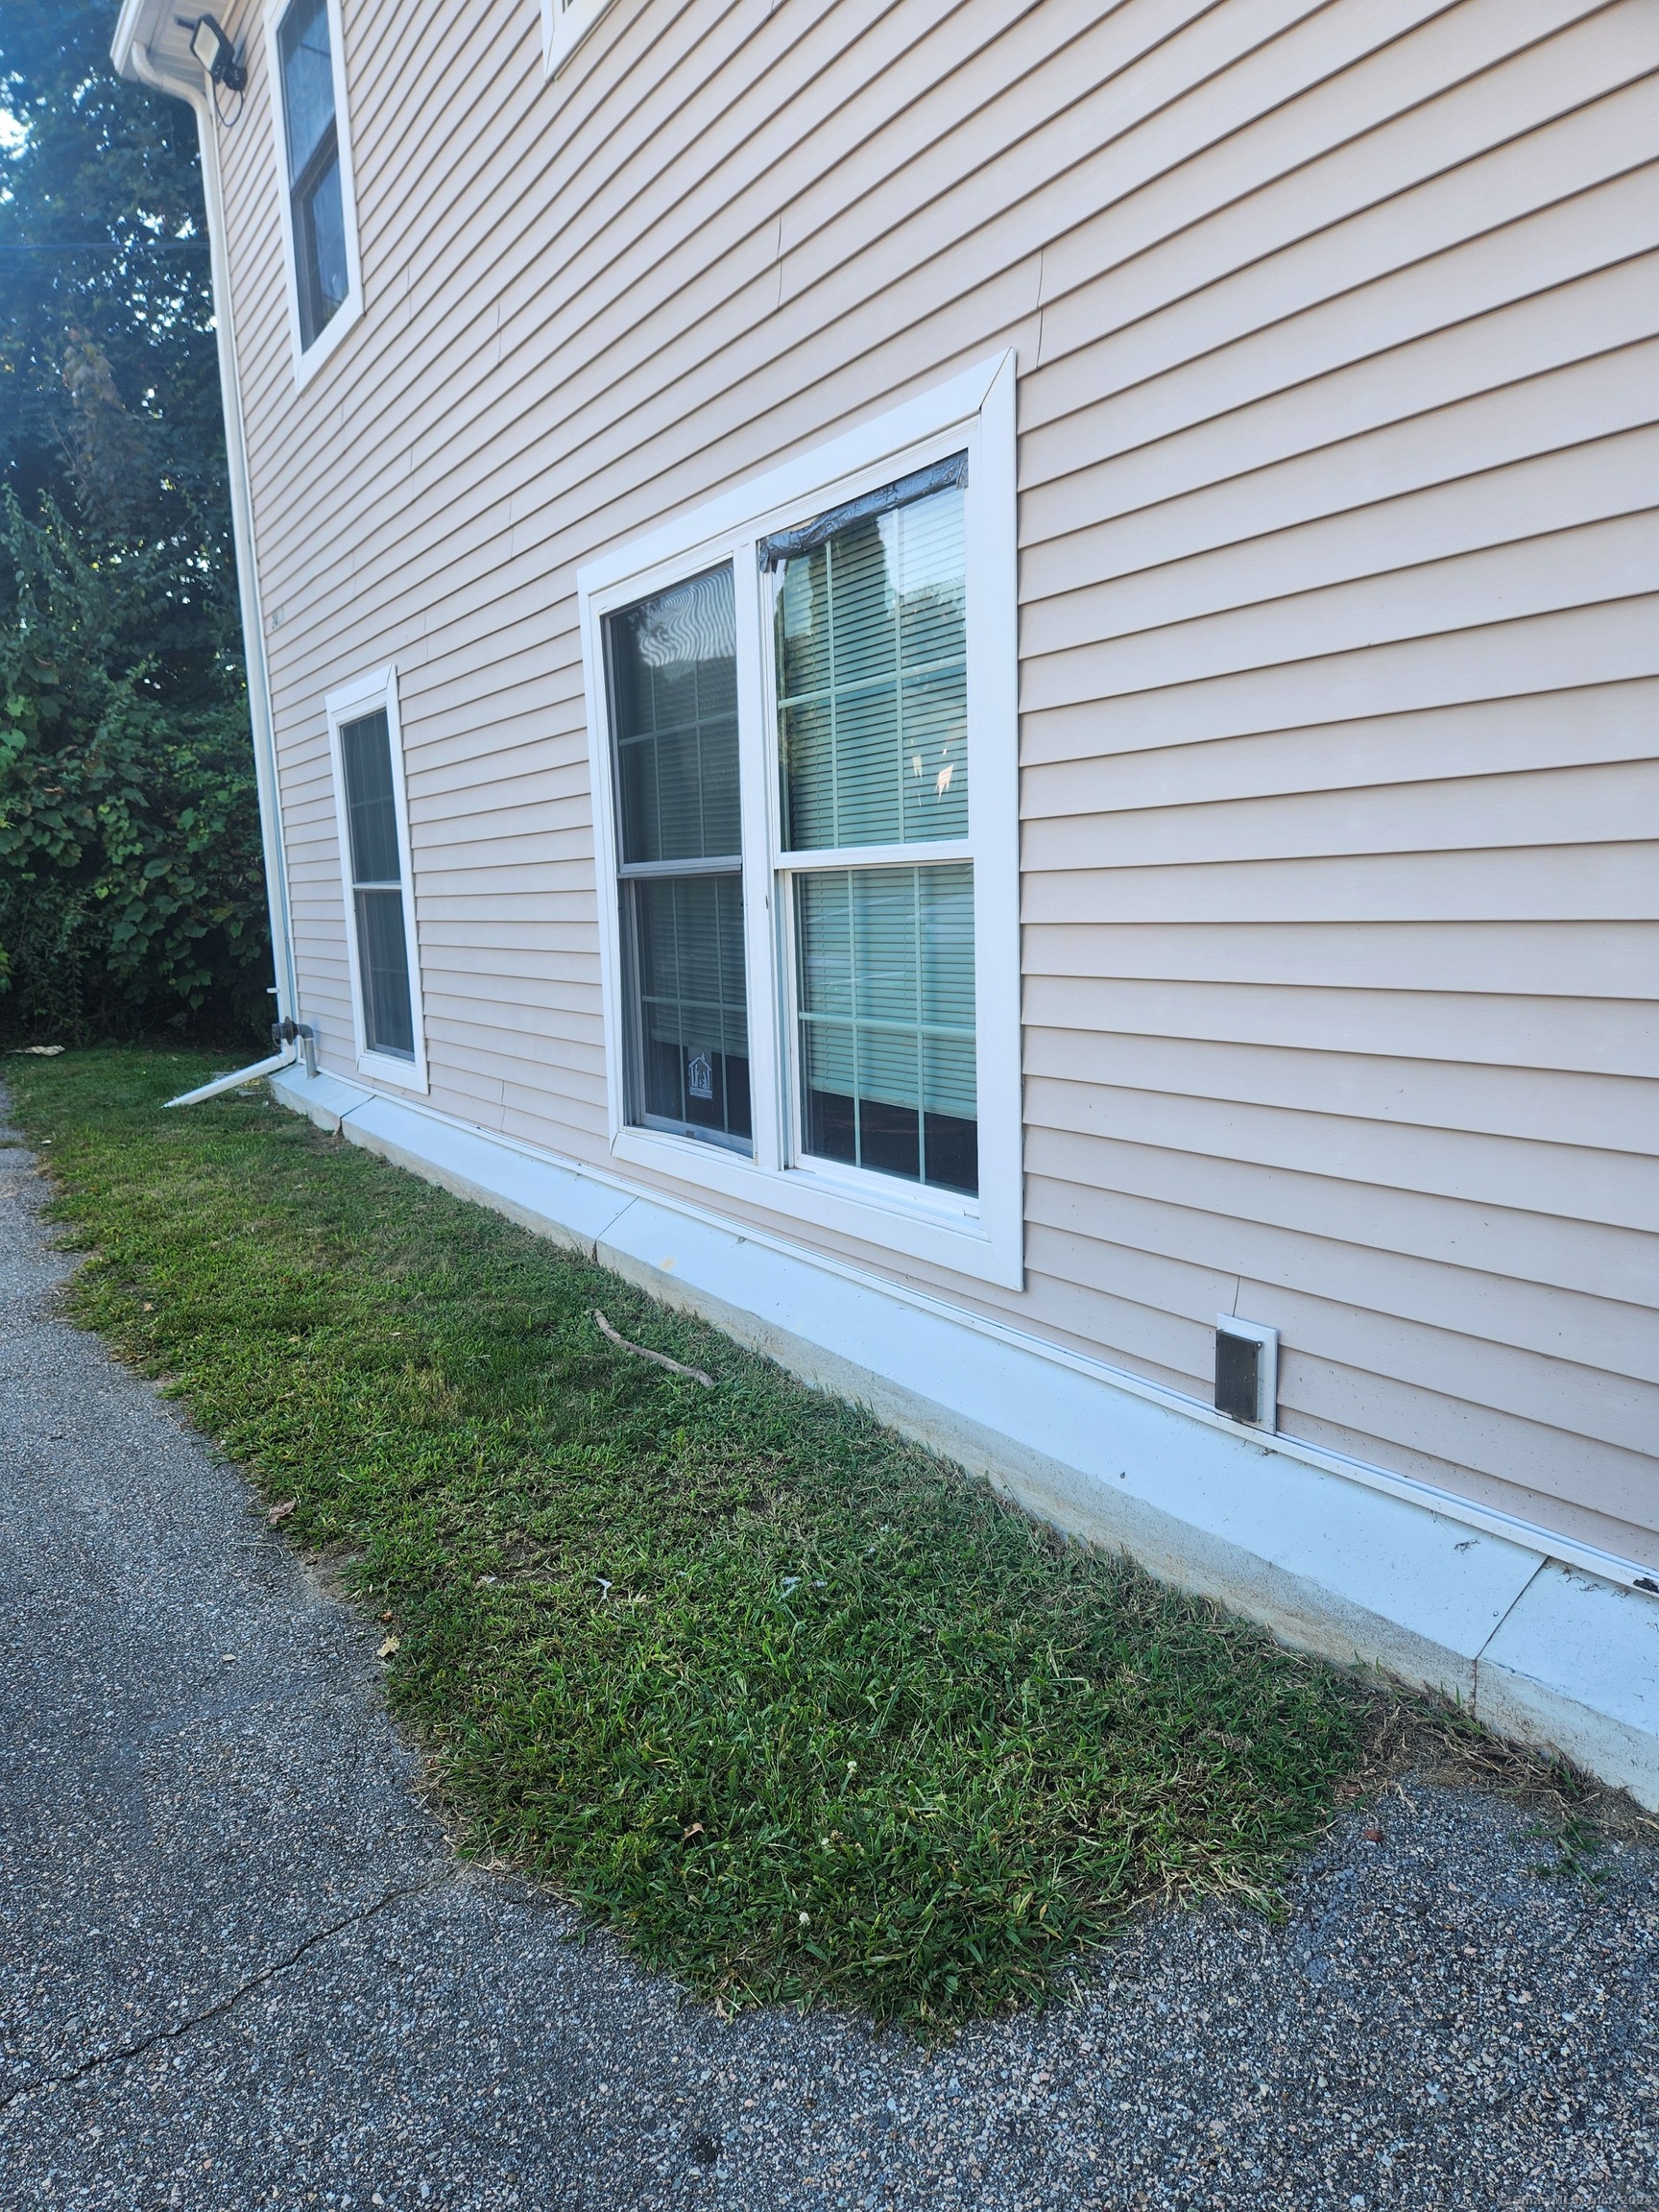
265 0 365 389
324 665 430 1094
576 354 1023 1289
540 0 616 79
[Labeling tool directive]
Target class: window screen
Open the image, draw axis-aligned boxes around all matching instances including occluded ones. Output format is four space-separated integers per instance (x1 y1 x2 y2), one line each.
339 708 414 1060
606 565 751 1150
773 476 975 1194
277 0 349 349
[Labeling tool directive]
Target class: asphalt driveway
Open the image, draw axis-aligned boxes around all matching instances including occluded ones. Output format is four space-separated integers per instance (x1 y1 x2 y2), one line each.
2 1101 1656 2212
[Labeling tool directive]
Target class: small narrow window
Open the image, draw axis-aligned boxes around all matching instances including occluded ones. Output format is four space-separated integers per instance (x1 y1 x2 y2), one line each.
604 565 751 1151
325 670 425 1088
340 709 414 1059
772 470 975 1195
275 0 355 355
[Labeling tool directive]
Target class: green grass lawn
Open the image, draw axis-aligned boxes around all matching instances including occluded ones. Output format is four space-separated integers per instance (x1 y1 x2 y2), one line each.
7 1046 1378 2029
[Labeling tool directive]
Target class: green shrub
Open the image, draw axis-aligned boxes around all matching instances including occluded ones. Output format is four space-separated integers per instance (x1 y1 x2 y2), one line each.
0 496 271 1042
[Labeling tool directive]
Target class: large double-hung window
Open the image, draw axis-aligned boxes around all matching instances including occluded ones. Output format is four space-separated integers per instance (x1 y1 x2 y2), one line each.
582 360 1020 1286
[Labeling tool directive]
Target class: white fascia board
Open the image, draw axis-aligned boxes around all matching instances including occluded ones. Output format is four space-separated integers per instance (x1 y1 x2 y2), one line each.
266 1062 1659 1807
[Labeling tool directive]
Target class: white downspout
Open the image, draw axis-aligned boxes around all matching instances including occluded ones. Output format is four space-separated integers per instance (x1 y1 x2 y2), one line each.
124 41 301 1032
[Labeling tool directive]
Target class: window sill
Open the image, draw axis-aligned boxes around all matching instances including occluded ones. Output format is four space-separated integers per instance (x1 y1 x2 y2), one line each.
291 287 363 391
610 1125 1021 1290
357 1048 428 1095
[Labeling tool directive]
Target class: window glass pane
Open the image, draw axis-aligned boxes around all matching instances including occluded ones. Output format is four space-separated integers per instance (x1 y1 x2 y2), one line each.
296 148 349 345
607 566 739 865
339 709 401 886
629 874 750 1147
795 863 975 1194
777 483 966 852
355 887 414 1059
278 0 335 179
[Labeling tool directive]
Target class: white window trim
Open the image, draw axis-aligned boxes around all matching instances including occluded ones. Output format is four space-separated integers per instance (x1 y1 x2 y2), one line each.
540 0 615 78
324 664 429 1095
578 353 1022 1290
265 0 364 389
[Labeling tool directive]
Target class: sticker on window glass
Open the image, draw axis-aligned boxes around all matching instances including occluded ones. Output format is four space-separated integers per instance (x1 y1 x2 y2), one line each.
686 1051 714 1101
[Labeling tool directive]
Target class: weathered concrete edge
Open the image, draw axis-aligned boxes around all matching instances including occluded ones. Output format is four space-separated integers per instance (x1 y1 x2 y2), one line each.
270 1064 1659 1808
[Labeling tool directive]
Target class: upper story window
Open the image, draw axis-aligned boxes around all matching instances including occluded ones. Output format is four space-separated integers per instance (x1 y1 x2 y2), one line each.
579 357 1022 1288
269 0 362 379
541 0 615 78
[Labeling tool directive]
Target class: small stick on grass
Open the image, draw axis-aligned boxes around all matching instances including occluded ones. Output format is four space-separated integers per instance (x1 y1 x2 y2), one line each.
592 1308 714 1388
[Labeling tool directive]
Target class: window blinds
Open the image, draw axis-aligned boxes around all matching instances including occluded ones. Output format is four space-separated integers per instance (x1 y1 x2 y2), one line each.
606 565 751 1148
773 477 976 1194
777 482 968 852
795 863 976 1192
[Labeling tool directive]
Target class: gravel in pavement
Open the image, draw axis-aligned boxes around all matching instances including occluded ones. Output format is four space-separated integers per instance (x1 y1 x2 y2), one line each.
2 1107 1656 2211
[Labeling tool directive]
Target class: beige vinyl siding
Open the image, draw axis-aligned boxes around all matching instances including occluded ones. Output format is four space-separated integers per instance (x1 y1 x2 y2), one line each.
214 0 1659 1568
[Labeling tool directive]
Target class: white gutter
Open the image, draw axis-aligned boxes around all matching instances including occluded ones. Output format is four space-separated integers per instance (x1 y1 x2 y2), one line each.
114 13 301 1031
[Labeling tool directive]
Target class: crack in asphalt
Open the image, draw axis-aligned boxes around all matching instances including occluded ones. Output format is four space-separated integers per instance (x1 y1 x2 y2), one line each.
0 1874 453 2117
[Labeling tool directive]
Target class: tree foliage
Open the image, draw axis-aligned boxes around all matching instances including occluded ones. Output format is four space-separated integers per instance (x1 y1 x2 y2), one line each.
0 495 269 1037
0 1 271 1041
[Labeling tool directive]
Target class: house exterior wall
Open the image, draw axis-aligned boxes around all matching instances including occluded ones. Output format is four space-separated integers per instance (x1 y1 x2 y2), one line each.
202 0 1656 1569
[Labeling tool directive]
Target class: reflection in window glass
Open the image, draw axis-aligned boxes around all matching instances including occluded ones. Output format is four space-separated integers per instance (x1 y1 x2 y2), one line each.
277 0 350 349
632 874 751 1143
606 566 751 1151
611 567 740 865
338 708 415 1061
776 483 967 852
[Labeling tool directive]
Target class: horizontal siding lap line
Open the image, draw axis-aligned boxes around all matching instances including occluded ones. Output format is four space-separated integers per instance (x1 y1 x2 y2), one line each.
1018 682 1659 810
1027 1122 1656 1307
1019 513 1658 708
1020 841 1659 925
1018 426 1659 647
1022 1070 1659 1232
1021 757 1659 868
1022 1214 1659 1462
1021 1156 1659 1381
1020 1033 1659 1155
1019 594 1659 760
1020 976 1659 1076
1018 342 1659 584
1018 291 1659 525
